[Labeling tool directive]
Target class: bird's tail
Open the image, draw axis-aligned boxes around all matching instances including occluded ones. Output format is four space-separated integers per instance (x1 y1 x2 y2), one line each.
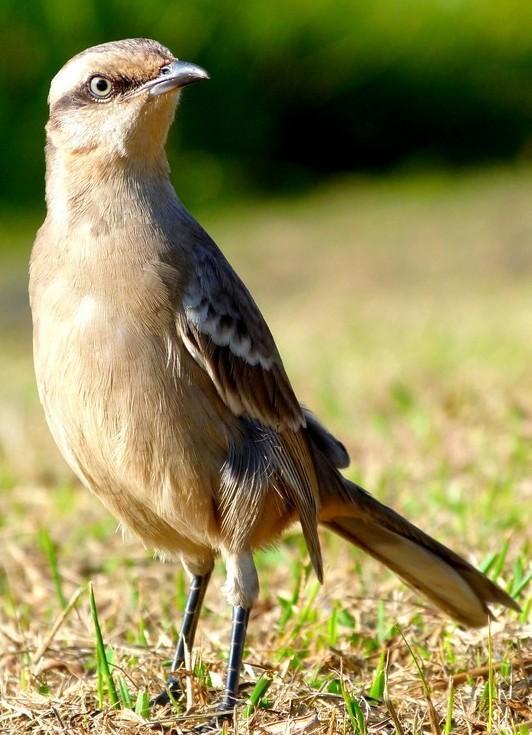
320 477 519 628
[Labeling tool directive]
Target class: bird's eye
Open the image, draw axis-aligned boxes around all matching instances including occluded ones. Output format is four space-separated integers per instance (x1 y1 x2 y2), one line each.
89 76 113 99
160 64 172 76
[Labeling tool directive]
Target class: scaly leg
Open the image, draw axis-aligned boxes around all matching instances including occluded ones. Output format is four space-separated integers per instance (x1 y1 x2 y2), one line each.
219 604 250 710
152 569 212 706
204 551 258 727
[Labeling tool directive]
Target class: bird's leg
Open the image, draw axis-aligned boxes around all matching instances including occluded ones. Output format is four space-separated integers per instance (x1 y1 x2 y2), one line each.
169 572 212 688
219 604 251 710
210 551 258 723
152 565 212 707
193 552 257 732
193 605 252 733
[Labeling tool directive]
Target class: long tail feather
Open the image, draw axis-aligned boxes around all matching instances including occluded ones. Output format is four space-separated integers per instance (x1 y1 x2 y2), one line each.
321 478 519 628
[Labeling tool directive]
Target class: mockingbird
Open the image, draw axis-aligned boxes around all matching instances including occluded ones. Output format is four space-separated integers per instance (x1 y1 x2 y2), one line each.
29 38 518 718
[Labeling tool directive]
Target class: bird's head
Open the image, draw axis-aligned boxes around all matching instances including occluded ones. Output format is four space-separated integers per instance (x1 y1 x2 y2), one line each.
46 38 208 163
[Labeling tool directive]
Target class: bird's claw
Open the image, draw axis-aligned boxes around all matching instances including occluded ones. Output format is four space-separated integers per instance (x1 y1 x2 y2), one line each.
150 676 183 707
192 701 235 732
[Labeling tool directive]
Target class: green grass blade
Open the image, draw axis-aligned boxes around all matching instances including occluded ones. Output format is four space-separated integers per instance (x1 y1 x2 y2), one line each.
480 551 498 576
277 564 304 634
38 528 67 610
291 579 320 638
491 541 509 581
95 645 104 708
368 651 386 700
117 675 132 708
487 621 495 733
134 690 151 718
444 682 454 735
341 680 367 734
89 582 119 708
398 627 441 733
244 673 273 717
510 559 532 598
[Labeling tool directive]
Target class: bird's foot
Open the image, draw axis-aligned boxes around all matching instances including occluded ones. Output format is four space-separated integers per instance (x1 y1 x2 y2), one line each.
192 699 235 732
150 676 183 707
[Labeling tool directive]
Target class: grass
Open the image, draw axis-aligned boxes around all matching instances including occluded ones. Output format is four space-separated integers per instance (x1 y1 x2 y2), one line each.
0 166 530 733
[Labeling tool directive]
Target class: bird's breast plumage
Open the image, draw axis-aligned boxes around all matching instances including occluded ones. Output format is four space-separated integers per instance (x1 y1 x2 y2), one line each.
29 223 229 554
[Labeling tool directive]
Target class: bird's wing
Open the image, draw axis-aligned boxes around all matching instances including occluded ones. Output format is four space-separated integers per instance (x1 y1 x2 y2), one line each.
175 235 323 579
177 237 304 433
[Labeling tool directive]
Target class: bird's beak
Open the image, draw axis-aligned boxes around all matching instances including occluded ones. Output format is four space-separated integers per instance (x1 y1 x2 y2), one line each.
144 60 209 97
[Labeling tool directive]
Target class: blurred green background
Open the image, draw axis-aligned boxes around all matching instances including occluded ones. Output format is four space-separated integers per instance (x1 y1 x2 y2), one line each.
2 0 532 209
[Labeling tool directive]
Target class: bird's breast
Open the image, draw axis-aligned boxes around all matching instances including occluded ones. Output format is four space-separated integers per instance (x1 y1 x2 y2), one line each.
33 272 177 463
32 266 227 550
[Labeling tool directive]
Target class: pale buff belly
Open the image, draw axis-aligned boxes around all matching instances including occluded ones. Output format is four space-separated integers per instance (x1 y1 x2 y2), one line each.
33 292 225 558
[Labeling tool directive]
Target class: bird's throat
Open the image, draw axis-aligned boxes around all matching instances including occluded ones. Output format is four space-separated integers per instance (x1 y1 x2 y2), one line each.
44 138 172 229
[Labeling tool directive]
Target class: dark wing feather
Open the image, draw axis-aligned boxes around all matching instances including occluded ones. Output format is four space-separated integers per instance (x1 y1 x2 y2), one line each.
178 238 304 432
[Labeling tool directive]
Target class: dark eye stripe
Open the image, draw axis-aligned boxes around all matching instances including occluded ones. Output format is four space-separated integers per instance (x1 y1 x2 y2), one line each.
51 74 145 113
113 74 146 92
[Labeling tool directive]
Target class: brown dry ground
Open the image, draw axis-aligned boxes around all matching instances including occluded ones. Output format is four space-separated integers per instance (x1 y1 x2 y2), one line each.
0 167 530 734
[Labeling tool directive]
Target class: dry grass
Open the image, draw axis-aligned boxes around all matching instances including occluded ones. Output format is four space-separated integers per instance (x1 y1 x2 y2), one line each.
0 167 530 734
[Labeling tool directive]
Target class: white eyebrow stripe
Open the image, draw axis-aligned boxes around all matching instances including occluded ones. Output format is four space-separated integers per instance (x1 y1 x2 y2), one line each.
49 57 96 106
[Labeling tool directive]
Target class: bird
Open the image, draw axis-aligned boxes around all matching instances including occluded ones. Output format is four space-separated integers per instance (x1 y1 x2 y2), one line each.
29 38 518 720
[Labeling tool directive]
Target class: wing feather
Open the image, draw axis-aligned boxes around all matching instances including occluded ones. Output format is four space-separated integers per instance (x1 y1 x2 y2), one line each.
178 239 304 432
